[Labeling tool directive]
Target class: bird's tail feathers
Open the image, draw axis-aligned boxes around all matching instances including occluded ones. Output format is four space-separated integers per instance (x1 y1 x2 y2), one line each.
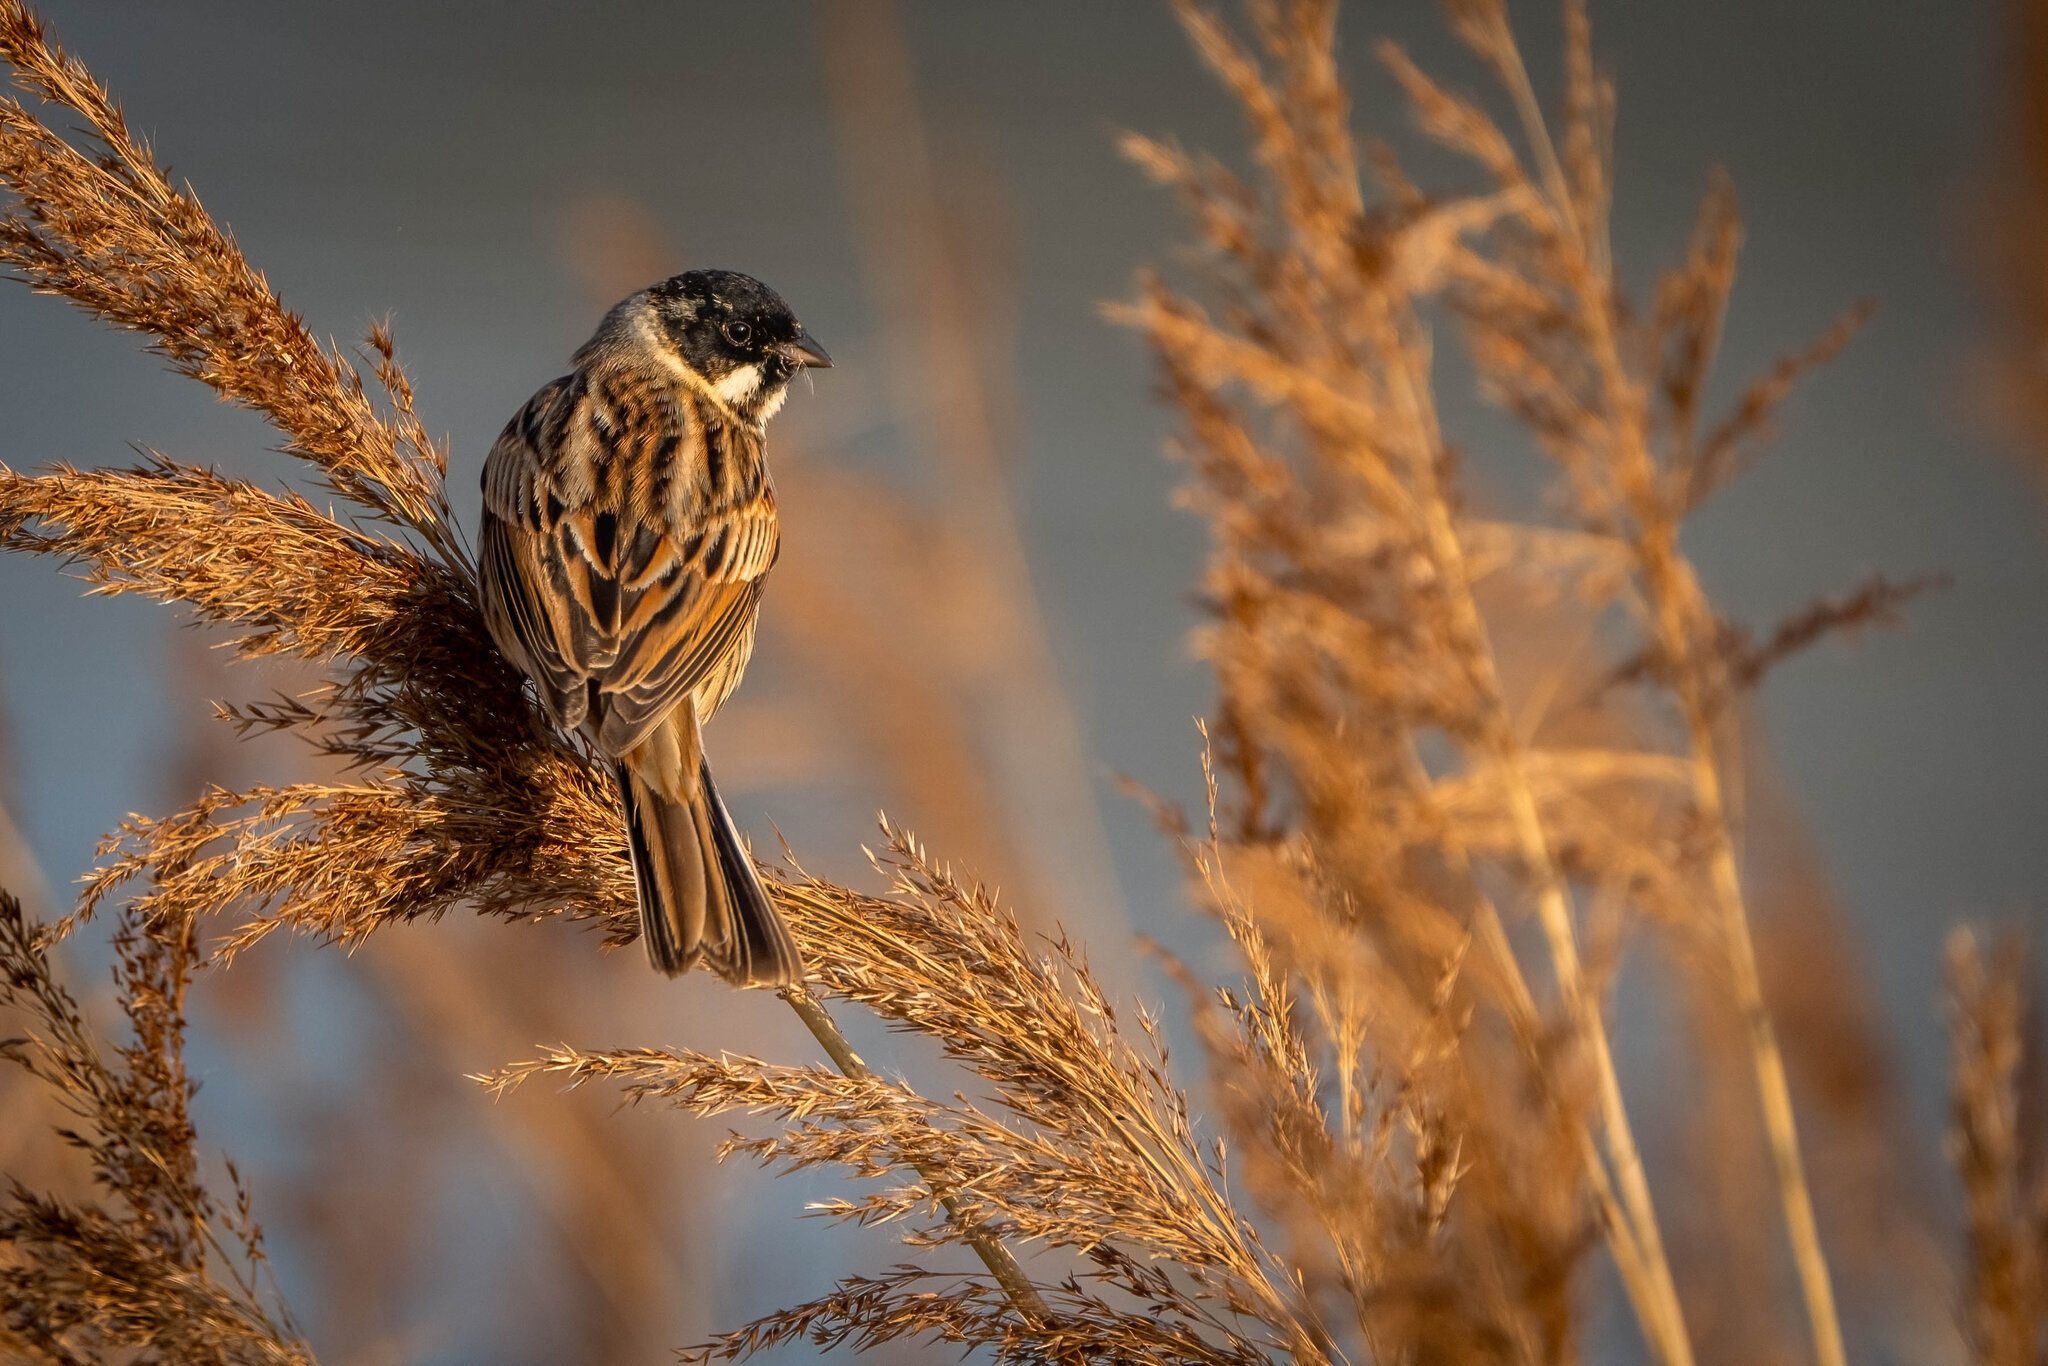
616 760 803 986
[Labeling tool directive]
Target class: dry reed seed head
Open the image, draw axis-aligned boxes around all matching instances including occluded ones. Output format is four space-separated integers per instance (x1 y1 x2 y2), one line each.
490 831 1330 1362
1945 928 2048 1366
1121 1 1907 1361
0 889 310 1362
1375 42 1523 189
0 460 441 665
0 438 638 957
1651 171 1740 447
761 835 1335 1359
0 0 458 565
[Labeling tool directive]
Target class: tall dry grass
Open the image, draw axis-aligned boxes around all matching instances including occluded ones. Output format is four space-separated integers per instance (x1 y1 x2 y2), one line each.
0 887 311 1363
0 0 2028 1361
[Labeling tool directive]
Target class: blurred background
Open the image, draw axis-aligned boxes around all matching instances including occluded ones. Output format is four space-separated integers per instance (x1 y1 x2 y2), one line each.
0 1 2039 1361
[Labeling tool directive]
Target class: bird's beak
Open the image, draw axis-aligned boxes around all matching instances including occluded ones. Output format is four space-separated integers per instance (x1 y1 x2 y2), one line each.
785 332 833 369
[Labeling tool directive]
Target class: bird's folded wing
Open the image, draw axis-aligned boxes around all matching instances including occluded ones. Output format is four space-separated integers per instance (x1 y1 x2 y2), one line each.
594 494 777 756
479 380 592 726
483 372 780 757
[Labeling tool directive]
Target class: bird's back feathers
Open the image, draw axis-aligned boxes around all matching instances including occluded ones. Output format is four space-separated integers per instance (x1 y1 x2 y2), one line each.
480 349 780 747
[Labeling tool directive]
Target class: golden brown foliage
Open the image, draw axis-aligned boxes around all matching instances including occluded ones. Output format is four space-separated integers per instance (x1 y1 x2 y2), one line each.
498 830 1322 1362
0 890 309 1363
0 0 1300 1355
1107 0 1916 1358
1946 931 2048 1366
0 0 2012 1362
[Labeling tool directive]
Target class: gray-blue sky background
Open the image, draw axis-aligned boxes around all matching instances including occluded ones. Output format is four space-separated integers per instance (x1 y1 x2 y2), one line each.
0 1 2034 1360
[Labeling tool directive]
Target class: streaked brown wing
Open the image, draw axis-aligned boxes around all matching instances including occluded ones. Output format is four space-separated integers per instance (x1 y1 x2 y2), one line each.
592 490 778 756
484 365 779 759
479 376 591 728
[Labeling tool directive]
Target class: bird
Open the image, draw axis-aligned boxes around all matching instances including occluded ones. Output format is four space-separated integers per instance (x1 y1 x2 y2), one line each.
478 269 830 986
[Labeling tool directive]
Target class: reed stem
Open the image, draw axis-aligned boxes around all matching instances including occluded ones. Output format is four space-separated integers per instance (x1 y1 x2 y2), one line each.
779 983 1053 1325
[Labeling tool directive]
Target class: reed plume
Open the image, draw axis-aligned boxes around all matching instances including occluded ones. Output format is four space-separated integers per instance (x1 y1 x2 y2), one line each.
1946 930 2048 1366
1950 1 2048 1354
0 889 310 1363
1111 0 1938 1359
0 0 1289 1354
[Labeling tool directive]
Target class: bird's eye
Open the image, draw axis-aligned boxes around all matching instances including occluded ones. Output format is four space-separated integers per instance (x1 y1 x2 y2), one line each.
722 320 752 347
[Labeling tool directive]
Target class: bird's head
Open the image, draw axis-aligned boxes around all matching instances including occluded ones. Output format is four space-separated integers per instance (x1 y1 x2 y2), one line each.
595 269 830 425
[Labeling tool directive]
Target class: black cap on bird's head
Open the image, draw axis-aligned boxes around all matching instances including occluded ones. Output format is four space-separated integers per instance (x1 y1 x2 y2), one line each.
609 268 830 423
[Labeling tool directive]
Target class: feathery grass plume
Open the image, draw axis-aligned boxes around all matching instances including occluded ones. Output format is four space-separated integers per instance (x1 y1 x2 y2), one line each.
0 888 311 1363
0 1 1290 1356
1113 0 1932 1360
1946 929 2048 1366
0 0 1062 1351
492 824 1330 1363
0 0 630 959
0 3 455 567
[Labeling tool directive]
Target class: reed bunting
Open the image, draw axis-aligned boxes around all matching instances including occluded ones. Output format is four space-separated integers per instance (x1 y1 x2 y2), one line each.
479 270 829 985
